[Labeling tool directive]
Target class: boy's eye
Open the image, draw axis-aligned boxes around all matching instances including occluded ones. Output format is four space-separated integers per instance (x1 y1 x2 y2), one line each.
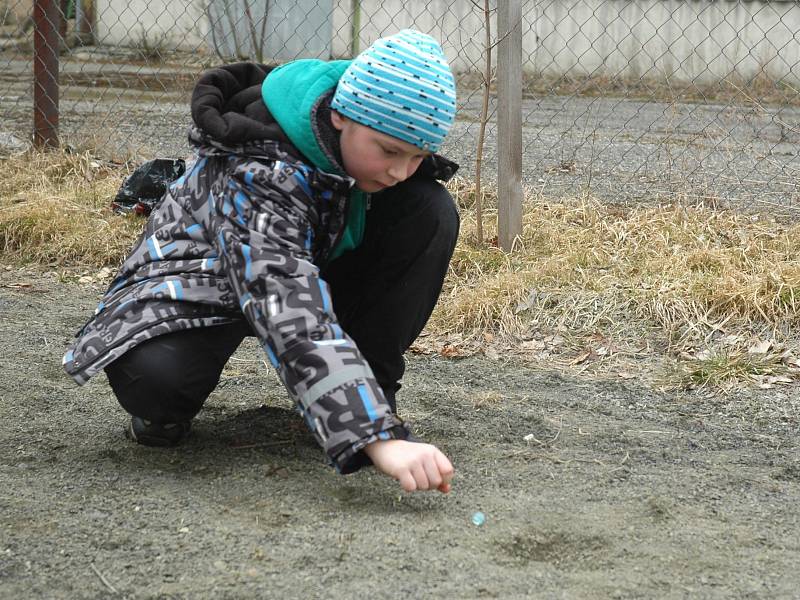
382 147 397 156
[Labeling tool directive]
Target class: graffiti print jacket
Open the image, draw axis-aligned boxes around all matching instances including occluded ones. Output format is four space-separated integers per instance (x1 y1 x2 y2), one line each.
63 61 456 473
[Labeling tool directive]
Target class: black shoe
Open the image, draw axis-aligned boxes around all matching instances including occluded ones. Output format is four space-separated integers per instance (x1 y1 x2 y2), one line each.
126 416 191 447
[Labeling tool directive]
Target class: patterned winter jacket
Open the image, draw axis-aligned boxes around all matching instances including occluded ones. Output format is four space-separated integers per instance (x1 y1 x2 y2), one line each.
62 61 457 474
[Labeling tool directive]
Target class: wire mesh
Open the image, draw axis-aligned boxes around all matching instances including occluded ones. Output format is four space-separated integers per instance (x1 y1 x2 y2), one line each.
1 0 798 211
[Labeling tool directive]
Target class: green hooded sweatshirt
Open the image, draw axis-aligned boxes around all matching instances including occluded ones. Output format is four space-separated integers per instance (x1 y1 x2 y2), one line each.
261 59 367 262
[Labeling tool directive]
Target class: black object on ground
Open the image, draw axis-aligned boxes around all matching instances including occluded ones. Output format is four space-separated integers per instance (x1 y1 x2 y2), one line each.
111 158 186 216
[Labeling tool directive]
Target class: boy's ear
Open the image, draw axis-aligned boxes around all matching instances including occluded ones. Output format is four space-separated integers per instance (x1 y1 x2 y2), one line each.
330 109 346 131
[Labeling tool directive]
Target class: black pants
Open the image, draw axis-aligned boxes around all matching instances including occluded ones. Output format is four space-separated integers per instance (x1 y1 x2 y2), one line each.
105 174 459 423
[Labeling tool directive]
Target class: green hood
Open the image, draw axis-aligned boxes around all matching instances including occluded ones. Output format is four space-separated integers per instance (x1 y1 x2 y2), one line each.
262 59 366 261
261 59 349 174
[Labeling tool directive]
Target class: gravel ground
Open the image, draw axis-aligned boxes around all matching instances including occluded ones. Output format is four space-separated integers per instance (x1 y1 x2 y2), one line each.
2 56 800 215
2 268 800 599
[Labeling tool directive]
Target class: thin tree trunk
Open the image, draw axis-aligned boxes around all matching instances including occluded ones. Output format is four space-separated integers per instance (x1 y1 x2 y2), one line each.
474 0 492 244
206 2 226 62
225 0 243 60
258 0 269 61
243 0 260 61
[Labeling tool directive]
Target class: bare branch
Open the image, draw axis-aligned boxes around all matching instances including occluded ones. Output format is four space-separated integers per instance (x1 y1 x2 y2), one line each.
725 77 800 135
488 14 524 52
259 0 270 61
469 0 496 12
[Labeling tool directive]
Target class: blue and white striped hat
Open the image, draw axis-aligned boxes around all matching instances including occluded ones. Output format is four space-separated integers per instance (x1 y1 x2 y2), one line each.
331 29 457 153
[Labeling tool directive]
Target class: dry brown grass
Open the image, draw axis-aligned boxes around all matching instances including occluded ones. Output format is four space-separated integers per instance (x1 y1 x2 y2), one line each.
3 150 800 390
527 70 800 107
0 148 140 268
437 177 800 339
457 68 800 107
424 177 800 389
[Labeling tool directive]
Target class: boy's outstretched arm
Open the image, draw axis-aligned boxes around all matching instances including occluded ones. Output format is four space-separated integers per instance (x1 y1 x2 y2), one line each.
364 440 454 494
215 161 416 475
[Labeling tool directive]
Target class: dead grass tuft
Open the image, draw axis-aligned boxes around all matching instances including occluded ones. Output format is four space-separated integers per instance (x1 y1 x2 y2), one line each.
471 390 507 409
665 348 792 392
0 149 140 268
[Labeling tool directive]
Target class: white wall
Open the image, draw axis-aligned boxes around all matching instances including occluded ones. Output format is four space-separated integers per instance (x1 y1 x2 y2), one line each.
94 0 209 51
527 0 800 83
333 0 800 84
96 0 800 84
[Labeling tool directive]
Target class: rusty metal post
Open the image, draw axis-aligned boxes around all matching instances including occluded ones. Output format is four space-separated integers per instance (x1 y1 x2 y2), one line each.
33 0 60 148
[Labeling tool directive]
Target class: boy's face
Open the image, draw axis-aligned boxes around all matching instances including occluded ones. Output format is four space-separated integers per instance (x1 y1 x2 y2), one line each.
330 110 429 193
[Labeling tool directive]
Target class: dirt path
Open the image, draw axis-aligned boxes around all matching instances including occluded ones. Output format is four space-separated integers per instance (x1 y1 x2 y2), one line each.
1 267 799 599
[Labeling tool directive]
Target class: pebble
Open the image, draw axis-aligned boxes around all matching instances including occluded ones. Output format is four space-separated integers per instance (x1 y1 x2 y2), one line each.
471 511 486 526
0 132 29 154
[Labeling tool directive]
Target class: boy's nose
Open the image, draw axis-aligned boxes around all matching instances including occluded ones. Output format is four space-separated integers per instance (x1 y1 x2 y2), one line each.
387 159 415 183
387 162 407 183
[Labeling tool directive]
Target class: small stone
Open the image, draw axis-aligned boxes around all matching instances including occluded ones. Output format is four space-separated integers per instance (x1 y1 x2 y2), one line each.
0 132 29 155
471 511 486 526
178 526 190 533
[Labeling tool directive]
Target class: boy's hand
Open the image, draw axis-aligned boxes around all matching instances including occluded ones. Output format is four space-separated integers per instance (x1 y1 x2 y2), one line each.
363 439 454 493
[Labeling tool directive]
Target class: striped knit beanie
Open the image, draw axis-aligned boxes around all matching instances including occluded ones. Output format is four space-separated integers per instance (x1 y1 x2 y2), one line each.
331 29 457 153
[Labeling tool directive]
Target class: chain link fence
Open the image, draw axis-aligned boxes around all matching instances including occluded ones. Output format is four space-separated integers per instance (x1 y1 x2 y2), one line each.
1 0 799 212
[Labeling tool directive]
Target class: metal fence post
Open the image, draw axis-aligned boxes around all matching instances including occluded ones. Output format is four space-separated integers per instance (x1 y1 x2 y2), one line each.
497 0 523 251
33 0 60 148
351 0 361 56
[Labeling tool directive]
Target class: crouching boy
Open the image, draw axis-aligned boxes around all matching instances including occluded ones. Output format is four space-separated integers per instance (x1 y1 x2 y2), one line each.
64 29 460 493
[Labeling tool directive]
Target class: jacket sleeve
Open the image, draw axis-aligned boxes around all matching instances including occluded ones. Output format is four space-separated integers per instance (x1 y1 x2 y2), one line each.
212 157 411 474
